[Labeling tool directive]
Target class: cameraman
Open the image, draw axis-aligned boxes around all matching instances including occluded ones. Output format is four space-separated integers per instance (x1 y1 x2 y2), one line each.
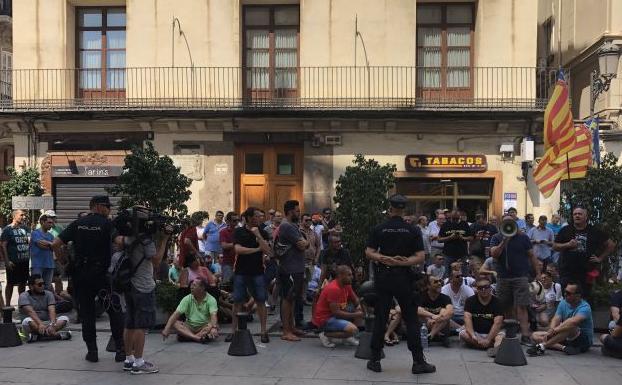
114 207 172 375
51 195 124 363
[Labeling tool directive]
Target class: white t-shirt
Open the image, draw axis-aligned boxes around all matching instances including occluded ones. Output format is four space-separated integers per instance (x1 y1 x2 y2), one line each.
443 276 475 287
441 283 474 316
544 283 562 309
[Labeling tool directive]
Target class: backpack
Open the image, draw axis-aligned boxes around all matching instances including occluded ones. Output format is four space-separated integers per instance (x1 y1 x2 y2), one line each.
273 234 292 258
109 238 145 293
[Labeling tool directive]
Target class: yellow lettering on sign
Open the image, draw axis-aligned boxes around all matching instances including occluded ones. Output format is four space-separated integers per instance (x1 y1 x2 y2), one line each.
426 157 433 165
458 157 465 165
449 157 457 165
466 157 474 165
433 158 441 165
409 158 418 168
441 157 448 165
475 157 483 165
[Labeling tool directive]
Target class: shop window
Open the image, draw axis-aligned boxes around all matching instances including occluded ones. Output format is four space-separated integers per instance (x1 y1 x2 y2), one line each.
245 153 264 174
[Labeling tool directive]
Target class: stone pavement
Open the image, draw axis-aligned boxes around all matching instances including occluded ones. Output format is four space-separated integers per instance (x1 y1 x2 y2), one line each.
1 324 622 385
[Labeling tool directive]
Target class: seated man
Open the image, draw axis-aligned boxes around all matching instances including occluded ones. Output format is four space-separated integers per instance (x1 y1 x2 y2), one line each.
601 312 622 358
528 282 593 356
418 274 453 347
441 269 475 329
426 254 446 280
531 272 562 328
311 265 363 348
161 279 219 343
459 277 504 356
18 274 71 342
610 289 621 332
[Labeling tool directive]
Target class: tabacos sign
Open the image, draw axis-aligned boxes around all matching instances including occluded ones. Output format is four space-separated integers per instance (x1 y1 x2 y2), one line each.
405 155 487 172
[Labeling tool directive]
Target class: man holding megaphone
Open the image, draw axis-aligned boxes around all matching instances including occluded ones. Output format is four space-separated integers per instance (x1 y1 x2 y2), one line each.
489 215 541 344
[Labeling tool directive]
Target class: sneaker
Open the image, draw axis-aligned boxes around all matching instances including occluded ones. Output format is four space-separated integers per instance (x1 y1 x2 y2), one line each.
85 351 99 363
27 333 39 343
123 361 134 371
486 346 499 358
260 333 270 344
343 336 360 346
563 345 581 355
318 332 336 348
366 360 382 373
412 361 436 374
131 361 159 375
200 335 213 344
58 331 72 341
520 335 532 346
527 343 545 357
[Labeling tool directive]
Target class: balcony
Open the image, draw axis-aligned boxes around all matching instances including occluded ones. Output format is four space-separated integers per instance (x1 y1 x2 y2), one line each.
0 0 10 18
0 66 563 114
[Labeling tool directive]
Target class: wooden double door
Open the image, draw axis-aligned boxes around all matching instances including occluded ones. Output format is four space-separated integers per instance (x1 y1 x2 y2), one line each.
235 144 303 213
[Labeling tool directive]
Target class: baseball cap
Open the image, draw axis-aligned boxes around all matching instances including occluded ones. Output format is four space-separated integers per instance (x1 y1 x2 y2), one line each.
43 210 57 217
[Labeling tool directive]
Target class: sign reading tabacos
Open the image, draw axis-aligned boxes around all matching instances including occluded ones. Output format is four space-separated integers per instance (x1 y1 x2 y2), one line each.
405 155 487 172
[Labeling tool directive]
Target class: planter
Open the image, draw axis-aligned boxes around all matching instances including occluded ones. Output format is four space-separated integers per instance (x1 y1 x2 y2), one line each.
593 307 611 332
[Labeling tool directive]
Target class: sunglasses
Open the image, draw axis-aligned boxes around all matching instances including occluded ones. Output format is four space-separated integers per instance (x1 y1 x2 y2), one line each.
564 290 576 296
34 282 44 287
477 285 492 290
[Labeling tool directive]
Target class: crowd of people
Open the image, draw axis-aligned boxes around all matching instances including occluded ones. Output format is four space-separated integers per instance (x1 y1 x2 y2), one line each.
1 195 622 376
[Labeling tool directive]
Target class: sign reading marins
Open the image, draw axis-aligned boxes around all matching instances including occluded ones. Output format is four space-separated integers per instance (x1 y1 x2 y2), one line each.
405 155 487 172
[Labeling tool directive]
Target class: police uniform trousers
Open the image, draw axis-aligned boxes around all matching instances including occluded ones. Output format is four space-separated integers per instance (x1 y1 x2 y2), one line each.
371 266 424 363
73 270 125 352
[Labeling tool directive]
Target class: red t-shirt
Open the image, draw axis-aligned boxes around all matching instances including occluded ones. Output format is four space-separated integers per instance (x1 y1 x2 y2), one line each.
178 226 199 268
312 279 357 327
219 227 235 266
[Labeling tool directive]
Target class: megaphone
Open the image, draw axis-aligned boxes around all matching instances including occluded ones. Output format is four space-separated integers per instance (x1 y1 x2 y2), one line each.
500 219 518 237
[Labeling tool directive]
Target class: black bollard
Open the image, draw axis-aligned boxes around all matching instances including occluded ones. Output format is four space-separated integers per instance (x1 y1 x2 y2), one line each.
106 335 116 352
354 314 385 360
227 312 257 356
494 319 527 366
0 307 22 347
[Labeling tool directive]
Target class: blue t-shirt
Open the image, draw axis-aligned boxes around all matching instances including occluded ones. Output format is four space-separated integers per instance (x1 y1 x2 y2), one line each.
546 223 563 235
516 219 527 231
489 232 533 278
555 299 593 345
30 229 55 269
0 225 30 264
202 221 226 253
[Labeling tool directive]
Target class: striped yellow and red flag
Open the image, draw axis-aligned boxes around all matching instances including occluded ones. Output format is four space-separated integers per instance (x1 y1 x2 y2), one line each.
533 70 576 198
559 120 594 180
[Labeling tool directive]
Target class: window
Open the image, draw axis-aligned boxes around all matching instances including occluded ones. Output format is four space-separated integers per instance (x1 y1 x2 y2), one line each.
276 153 294 175
416 4 473 96
245 153 264 174
0 50 11 100
77 7 126 97
244 5 299 99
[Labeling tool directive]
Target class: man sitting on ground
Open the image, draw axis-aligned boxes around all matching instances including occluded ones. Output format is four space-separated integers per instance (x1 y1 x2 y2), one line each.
311 265 362 348
459 277 504 356
161 279 219 343
18 274 71 342
441 269 475 330
426 254 446 280
601 311 622 358
528 282 593 356
418 274 453 347
610 288 621 332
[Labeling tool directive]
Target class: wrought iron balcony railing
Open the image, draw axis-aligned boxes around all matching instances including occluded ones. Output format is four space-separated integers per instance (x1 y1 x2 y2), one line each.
0 66 563 113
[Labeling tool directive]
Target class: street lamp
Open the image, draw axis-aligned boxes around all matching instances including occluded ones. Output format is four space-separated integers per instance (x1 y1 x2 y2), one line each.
590 41 621 167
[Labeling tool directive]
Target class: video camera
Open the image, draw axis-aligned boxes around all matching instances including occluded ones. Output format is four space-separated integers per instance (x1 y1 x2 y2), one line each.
113 206 181 237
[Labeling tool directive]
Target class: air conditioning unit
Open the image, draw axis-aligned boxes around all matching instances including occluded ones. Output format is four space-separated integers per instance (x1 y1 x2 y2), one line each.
521 138 535 162
324 135 342 146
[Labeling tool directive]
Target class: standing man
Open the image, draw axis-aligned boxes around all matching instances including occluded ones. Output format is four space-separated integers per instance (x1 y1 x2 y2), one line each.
203 211 226 262
489 215 540 343
300 213 321 307
51 196 125 363
547 214 563 235
30 215 56 291
365 194 435 374
428 210 446 258
219 212 239 284
528 215 554 267
39 210 65 295
469 213 498 261
507 208 526 232
319 235 353 284
1 209 30 306
178 216 201 268
417 216 432 265
438 210 472 275
277 200 308 341
553 206 613 297
231 207 271 344
524 214 535 232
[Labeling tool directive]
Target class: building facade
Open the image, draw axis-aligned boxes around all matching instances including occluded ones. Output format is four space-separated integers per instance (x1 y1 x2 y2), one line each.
1 0 565 225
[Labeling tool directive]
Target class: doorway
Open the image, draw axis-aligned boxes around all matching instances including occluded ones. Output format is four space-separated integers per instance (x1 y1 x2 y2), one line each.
235 144 303 213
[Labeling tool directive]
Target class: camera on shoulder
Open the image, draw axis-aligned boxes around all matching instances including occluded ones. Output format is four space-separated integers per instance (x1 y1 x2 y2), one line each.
113 206 181 237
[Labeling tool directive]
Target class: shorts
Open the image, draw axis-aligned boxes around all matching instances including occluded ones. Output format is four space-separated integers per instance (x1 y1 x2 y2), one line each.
496 277 531 307
602 335 622 357
7 262 29 286
279 272 304 301
459 328 505 342
565 330 591 352
221 264 234 284
232 274 267 303
452 314 465 325
124 288 156 329
22 315 69 334
323 316 353 332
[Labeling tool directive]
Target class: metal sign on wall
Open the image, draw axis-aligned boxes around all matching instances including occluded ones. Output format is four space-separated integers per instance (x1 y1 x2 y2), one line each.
12 196 54 210
52 165 123 178
405 154 488 172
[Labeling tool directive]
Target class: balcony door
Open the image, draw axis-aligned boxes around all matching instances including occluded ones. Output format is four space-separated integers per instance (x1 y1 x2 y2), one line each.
243 5 299 101
416 4 473 101
236 144 303 213
77 7 126 99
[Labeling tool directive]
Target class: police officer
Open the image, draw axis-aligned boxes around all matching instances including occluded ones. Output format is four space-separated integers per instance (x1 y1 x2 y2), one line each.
365 194 435 374
52 195 125 363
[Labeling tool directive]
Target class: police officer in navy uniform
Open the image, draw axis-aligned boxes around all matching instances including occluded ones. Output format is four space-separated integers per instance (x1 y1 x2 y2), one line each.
365 194 435 374
52 195 125 363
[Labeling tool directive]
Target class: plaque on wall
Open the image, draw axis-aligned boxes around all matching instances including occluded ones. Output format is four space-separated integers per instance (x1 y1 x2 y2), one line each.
405 154 487 172
172 155 204 181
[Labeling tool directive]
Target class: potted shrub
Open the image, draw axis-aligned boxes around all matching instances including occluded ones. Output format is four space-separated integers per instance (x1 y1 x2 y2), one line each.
591 281 621 331
154 280 179 328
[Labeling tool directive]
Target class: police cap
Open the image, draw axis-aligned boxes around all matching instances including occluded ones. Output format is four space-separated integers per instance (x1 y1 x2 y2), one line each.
388 194 408 209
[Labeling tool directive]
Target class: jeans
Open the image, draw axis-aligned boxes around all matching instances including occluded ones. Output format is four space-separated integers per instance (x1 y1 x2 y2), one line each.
31 267 55 291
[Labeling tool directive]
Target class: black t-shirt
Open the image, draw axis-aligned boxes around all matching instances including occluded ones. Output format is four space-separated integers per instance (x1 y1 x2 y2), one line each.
420 292 452 315
439 221 471 258
366 216 424 258
611 290 622 309
469 223 498 257
233 226 269 276
319 247 353 279
464 295 502 334
555 224 609 277
58 213 113 275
